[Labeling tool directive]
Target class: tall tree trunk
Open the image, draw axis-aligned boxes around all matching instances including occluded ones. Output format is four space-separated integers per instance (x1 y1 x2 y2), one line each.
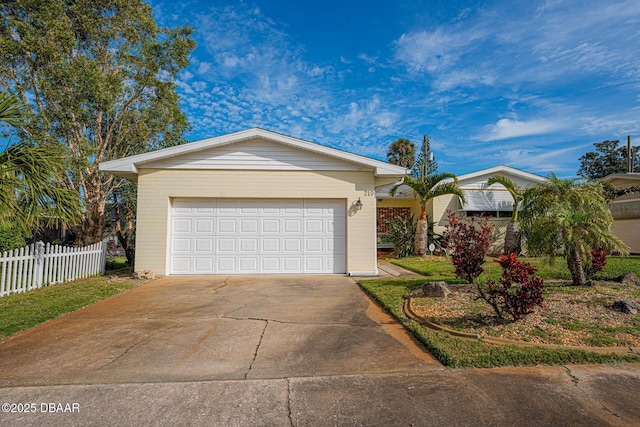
415 204 428 256
414 219 428 256
504 221 521 255
75 175 106 245
113 191 135 266
567 246 588 286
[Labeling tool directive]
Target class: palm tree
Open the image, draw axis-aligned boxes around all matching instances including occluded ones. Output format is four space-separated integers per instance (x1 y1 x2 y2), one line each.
520 174 627 286
487 174 524 255
387 138 416 169
0 92 80 232
391 172 465 256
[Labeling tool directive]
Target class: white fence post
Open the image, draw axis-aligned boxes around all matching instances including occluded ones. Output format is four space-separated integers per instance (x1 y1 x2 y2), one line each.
0 240 109 297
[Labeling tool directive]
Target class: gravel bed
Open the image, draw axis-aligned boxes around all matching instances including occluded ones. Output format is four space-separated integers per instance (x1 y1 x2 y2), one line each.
411 281 640 347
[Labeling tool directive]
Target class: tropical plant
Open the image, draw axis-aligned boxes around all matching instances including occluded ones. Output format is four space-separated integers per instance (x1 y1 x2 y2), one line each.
478 253 545 321
442 211 494 283
387 138 416 168
0 0 195 244
387 214 416 258
487 174 524 254
0 92 80 233
0 92 23 127
520 174 628 286
391 173 465 256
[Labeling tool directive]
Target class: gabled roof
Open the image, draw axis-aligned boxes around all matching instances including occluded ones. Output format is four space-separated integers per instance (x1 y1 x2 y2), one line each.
99 128 408 181
447 165 547 187
376 165 546 199
600 173 640 187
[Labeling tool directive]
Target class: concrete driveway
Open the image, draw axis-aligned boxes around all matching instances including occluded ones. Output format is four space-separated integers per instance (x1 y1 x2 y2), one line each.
0 275 437 387
1 275 640 426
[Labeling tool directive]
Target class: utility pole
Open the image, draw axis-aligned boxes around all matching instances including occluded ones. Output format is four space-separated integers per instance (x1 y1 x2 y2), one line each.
628 135 632 173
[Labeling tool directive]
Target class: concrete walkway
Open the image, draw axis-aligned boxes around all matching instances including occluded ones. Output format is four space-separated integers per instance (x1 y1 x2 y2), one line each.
0 275 639 426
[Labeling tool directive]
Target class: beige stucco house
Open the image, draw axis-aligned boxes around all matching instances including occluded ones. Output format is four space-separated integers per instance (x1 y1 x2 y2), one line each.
99 128 407 276
601 173 640 254
375 165 547 254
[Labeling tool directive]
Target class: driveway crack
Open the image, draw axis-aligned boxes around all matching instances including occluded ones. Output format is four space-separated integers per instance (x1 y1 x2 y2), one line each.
286 378 295 427
563 366 622 422
94 320 187 371
244 320 269 379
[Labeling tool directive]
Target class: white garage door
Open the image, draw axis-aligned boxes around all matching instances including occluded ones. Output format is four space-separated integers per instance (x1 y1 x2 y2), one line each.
170 199 346 274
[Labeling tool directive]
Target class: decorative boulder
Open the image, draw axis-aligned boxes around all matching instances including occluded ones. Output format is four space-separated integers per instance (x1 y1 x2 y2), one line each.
612 300 640 315
418 281 451 298
133 270 155 280
616 273 640 287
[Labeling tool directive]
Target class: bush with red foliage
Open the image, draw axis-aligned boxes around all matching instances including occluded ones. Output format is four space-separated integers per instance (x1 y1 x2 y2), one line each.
588 249 607 279
442 211 494 283
478 253 545 321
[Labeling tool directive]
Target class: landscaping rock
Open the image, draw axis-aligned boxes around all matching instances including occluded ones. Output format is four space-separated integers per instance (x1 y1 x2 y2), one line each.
616 272 640 287
612 299 640 315
133 270 155 280
417 281 451 298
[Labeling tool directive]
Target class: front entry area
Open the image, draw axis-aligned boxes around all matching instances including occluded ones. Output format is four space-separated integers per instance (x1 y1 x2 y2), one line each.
169 198 346 274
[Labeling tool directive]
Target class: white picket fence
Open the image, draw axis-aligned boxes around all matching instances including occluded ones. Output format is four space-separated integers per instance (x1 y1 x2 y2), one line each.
0 241 107 297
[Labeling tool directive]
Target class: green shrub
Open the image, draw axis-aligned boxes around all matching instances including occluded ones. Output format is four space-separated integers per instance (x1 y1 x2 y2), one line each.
388 214 416 258
0 223 27 252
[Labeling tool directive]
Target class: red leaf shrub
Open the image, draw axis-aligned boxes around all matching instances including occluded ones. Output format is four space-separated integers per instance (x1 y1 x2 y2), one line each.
588 249 607 279
442 211 494 283
478 253 545 321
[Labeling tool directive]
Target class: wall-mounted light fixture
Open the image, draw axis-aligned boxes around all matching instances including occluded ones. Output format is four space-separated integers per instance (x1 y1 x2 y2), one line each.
355 198 363 210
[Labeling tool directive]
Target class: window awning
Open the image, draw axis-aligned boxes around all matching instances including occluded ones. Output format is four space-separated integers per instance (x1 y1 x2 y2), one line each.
462 191 514 212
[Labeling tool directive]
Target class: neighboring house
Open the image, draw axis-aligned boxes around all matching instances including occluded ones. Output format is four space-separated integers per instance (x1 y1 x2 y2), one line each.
376 166 547 254
600 173 640 254
99 128 406 276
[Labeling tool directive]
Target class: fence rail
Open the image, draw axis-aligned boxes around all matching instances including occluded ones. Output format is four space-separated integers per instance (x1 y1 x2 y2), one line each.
0 241 107 297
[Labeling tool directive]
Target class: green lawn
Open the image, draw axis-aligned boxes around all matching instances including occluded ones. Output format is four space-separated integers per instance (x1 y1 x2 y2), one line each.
360 255 640 368
391 255 640 283
105 256 129 271
0 276 134 339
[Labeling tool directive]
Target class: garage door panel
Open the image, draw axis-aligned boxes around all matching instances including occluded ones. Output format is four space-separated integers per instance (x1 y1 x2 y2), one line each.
217 238 236 252
217 219 236 233
283 257 302 272
283 219 302 233
305 238 324 252
194 258 214 272
172 219 192 234
328 218 345 233
283 238 302 252
171 257 191 273
239 257 259 272
261 257 280 271
304 257 324 272
240 219 258 233
194 238 214 252
170 199 345 274
172 238 191 252
195 219 214 233
261 219 280 233
329 236 346 255
304 218 324 233
239 238 258 252
261 238 280 252
328 257 345 273
217 258 236 272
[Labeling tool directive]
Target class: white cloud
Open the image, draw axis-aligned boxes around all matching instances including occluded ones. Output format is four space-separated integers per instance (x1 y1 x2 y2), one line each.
479 118 567 141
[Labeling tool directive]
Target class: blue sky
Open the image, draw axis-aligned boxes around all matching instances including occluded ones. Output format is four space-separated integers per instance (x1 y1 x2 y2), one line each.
150 0 640 177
